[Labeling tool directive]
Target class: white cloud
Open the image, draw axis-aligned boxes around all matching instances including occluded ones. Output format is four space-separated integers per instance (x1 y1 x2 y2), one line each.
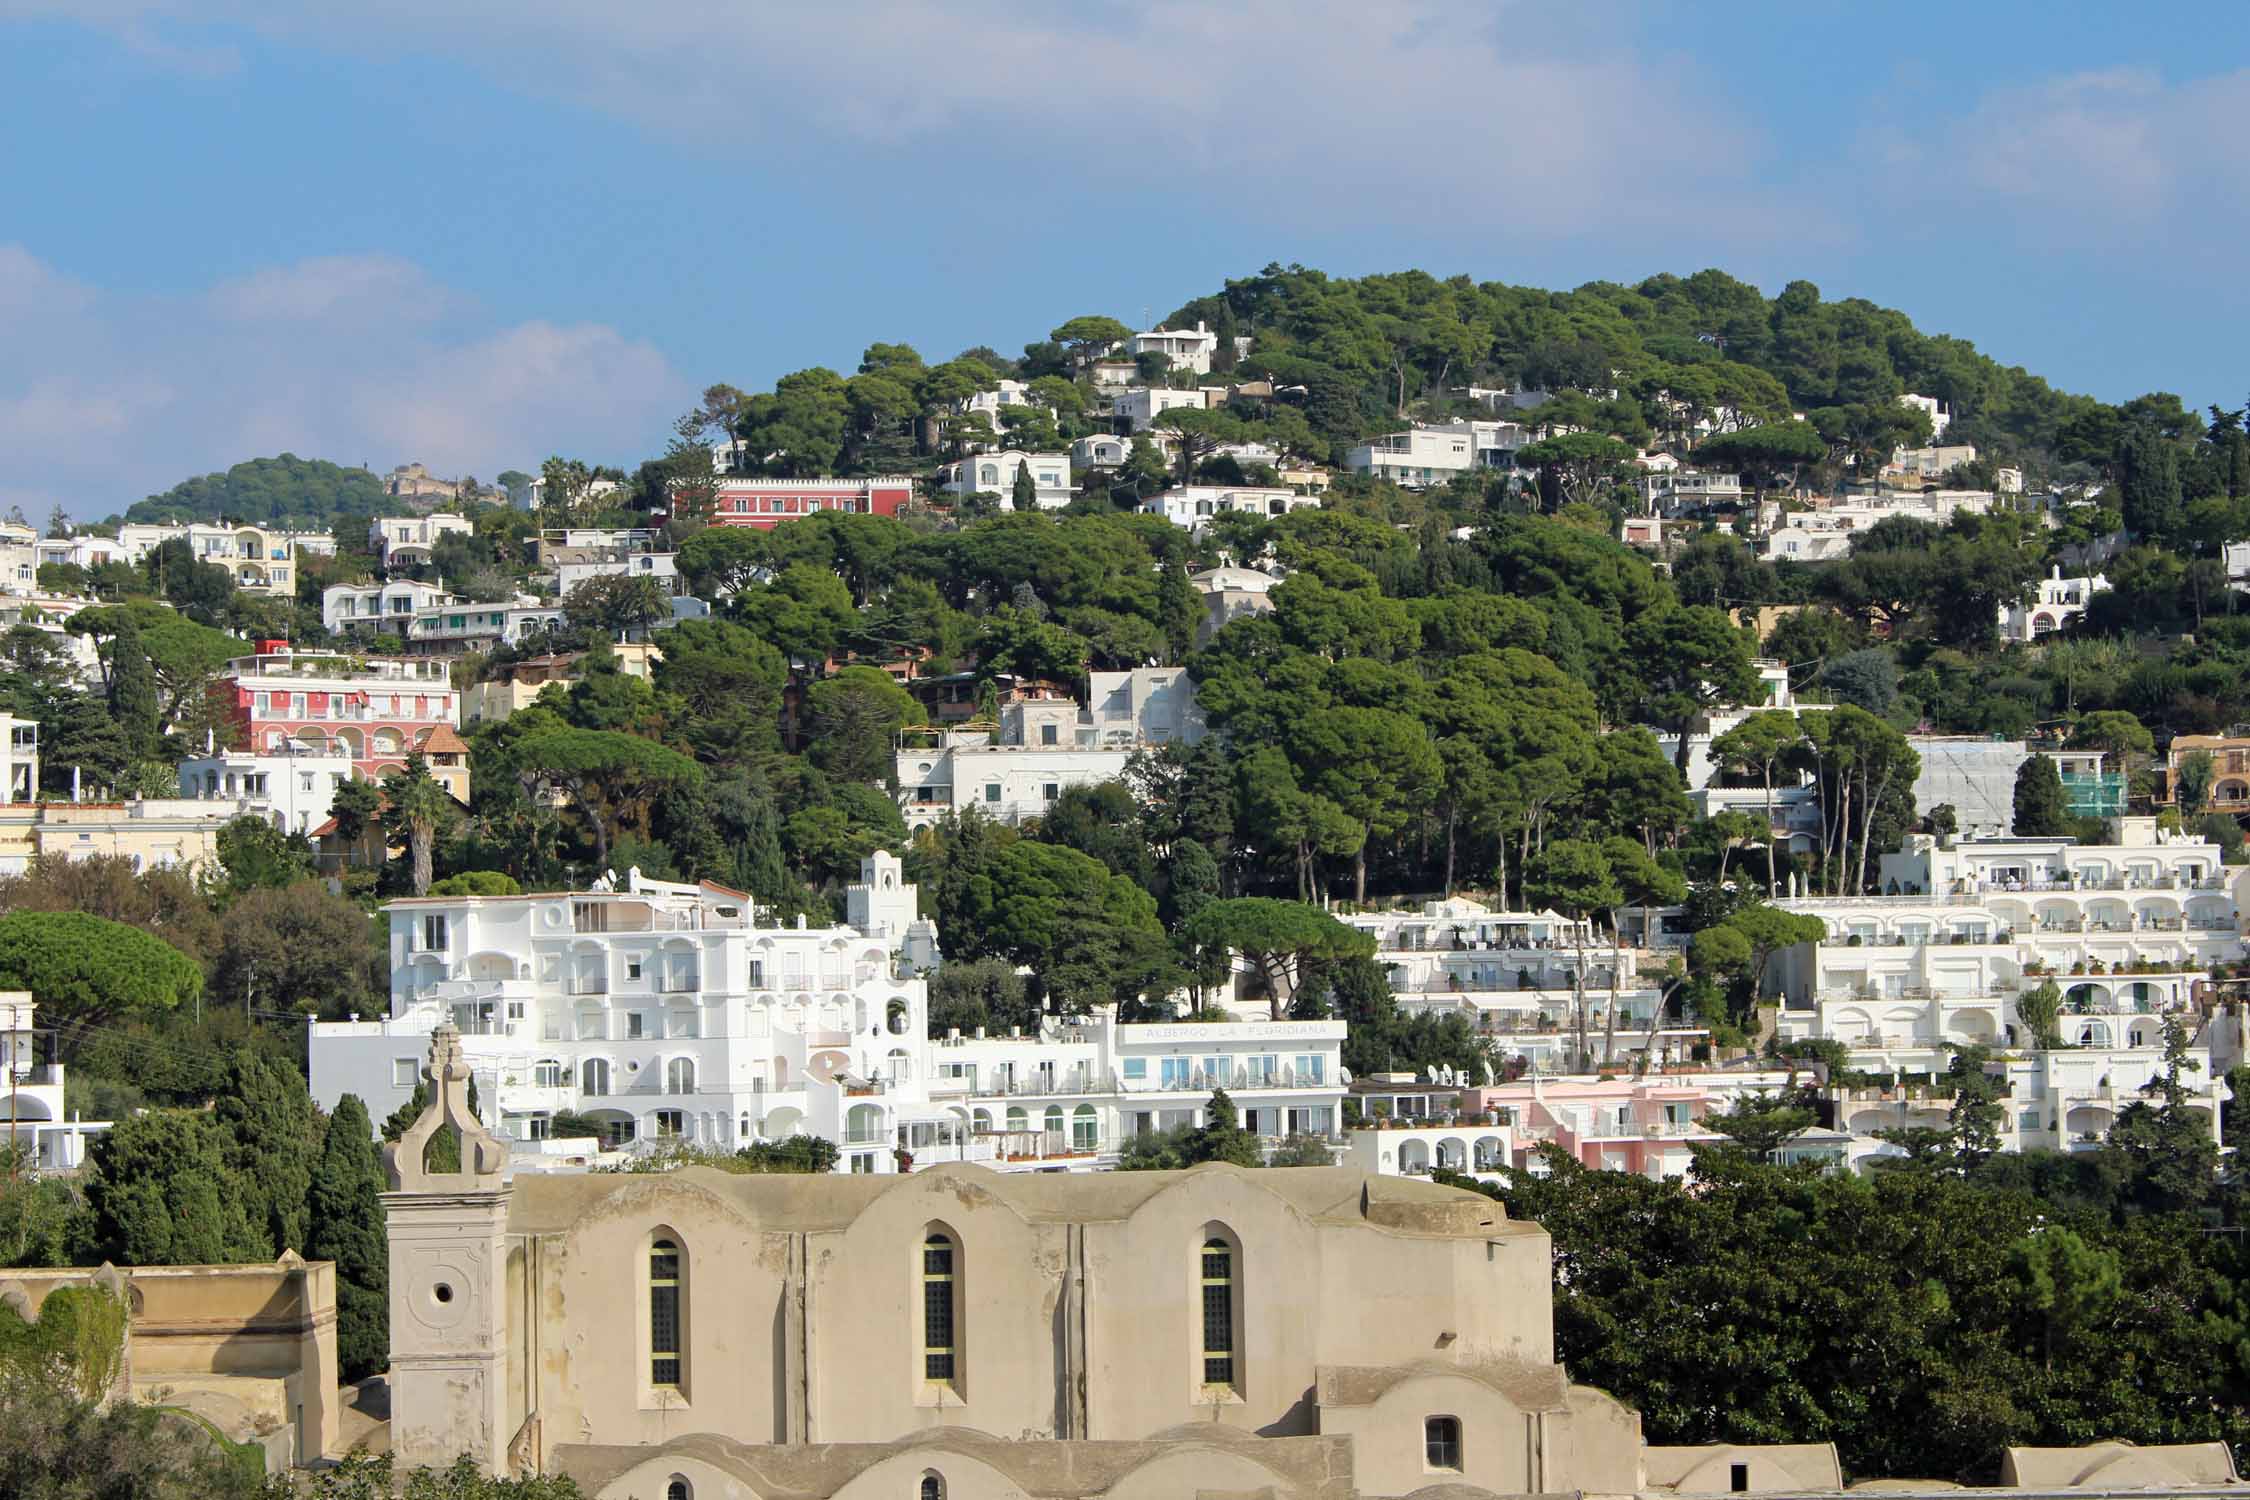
206 254 452 327
10 0 1783 239
0 244 692 520
1868 67 2250 247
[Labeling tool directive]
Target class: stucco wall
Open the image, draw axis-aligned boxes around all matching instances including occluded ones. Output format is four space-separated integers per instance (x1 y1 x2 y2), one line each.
0 1259 339 1464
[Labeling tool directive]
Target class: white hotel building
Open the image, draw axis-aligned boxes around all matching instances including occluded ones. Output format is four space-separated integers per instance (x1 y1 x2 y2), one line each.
309 854 1345 1174
1335 896 1709 1072
1769 819 2243 1162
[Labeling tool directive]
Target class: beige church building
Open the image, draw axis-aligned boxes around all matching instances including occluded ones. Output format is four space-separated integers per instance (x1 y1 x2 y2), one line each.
380 1026 2242 1500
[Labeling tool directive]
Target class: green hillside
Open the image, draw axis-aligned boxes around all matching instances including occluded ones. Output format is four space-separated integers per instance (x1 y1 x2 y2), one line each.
1164 265 2106 481
116 454 402 531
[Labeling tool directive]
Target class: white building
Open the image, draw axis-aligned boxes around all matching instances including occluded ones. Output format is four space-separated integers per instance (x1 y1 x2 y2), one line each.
1763 490 2000 562
109 522 328 595
1345 420 1525 487
1639 470 1744 515
1128 320 1219 376
0 994 107 1169
1997 568 2109 643
310 857 943 1170
0 713 35 803
370 513 472 568
957 377 1035 426
1139 486 1317 529
323 579 453 636
1909 736 2032 838
1900 392 1952 443
928 1015 1345 1159
177 747 358 837
897 670 1204 830
552 546 679 596
1767 821 2243 1160
403 598 566 654
1108 386 1209 433
521 474 623 512
1189 564 1279 639
1334 897 1707 1074
935 450 1074 510
0 598 98 687
1070 434 1132 469
1888 443 1979 482
309 855 1342 1173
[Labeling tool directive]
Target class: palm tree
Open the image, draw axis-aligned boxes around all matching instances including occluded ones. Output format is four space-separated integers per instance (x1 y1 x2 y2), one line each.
381 754 452 897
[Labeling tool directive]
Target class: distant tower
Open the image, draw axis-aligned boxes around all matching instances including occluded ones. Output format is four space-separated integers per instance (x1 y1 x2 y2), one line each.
381 1024 513 1471
849 849 945 972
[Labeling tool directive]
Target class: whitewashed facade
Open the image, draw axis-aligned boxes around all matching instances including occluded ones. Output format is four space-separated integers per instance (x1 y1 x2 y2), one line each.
1335 897 1707 1072
896 669 1204 829
309 854 1343 1174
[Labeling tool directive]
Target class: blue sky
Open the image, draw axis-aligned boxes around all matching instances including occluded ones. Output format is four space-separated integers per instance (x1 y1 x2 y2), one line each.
1 1 2244 519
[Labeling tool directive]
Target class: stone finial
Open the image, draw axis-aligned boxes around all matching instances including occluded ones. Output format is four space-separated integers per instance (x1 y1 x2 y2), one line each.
383 1022 509 1193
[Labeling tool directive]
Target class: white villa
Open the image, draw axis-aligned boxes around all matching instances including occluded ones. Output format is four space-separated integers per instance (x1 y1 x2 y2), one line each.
1140 486 1317 529
935 450 1074 510
1762 820 2243 1160
1344 420 1526 488
896 669 1205 830
1997 568 2109 643
1127 320 1219 375
308 854 1344 1174
1333 897 1707 1073
0 994 107 1169
370 513 472 568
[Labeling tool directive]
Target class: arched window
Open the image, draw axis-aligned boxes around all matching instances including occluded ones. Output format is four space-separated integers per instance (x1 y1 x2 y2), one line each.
667 1057 696 1094
667 1479 692 1500
920 1474 945 1500
582 1059 609 1096
922 1230 958 1383
1072 1104 1098 1151
1425 1415 1461 1471
532 1058 564 1088
650 1237 683 1388
1200 1235 1237 1388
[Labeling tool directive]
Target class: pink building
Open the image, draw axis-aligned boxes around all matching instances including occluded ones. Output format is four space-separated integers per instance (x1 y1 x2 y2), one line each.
215 645 461 783
709 477 913 530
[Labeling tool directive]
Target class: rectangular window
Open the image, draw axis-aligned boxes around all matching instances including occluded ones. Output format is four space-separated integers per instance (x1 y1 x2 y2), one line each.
649 1243 680 1386
1201 1055 1229 1085
984 784 1001 804
1295 1054 1325 1084
653 1109 684 1138
421 914 448 951
1040 723 1057 746
1123 1058 1147 1081
626 957 644 981
1043 783 1059 803
392 1058 417 1087
1426 1417 1462 1470
1201 1241 1235 1385
627 1013 645 1040
923 1236 956 1380
1161 1057 1190 1087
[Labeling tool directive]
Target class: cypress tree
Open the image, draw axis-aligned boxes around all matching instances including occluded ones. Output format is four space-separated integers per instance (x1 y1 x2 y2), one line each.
1011 462 1038 512
307 1095 389 1383
214 1051 318 1253
105 616 160 757
2013 754 2069 837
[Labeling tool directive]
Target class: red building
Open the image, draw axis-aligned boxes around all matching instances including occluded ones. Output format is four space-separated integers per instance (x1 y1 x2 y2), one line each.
708 476 914 530
216 646 462 783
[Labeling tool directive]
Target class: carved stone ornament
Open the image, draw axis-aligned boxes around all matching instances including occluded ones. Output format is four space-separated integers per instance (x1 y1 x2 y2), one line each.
384 1022 510 1192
